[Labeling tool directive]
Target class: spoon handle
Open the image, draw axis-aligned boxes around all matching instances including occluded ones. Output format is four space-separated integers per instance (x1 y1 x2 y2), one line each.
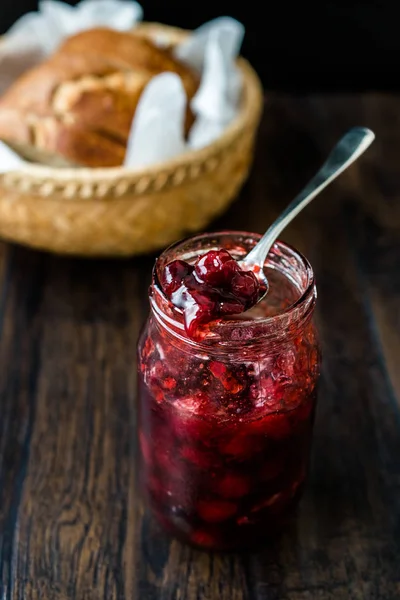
244 126 375 267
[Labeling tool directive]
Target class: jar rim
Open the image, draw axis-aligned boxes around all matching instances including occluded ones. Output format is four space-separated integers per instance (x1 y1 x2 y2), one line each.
151 230 316 347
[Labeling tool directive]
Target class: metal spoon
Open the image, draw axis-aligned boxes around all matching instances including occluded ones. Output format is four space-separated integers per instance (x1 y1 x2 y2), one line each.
240 126 375 299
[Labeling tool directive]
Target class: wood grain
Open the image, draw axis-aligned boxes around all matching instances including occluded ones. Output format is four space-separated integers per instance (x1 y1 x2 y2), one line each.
1 94 400 599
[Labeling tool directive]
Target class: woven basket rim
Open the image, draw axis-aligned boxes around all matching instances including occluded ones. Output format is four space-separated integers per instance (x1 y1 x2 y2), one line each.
0 24 263 187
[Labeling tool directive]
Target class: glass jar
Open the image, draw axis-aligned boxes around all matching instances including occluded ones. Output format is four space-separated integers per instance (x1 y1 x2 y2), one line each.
137 231 320 551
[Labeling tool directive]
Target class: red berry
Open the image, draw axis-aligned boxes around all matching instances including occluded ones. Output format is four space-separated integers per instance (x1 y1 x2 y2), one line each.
220 259 241 284
190 529 219 548
161 260 193 296
194 249 234 285
162 377 176 391
218 298 246 316
215 473 251 499
197 499 237 523
250 411 292 440
209 361 225 378
230 270 259 306
172 412 213 443
209 361 244 394
142 336 155 360
220 431 265 459
180 446 214 469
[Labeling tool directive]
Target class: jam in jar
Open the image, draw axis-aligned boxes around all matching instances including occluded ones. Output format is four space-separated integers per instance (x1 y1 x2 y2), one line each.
137 231 321 551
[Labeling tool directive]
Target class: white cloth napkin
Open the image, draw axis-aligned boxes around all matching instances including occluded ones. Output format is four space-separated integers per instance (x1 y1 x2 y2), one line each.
0 141 25 173
124 73 187 168
0 0 244 171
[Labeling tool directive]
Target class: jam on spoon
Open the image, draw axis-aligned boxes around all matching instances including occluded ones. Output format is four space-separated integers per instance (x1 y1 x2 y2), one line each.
161 249 262 338
161 127 375 339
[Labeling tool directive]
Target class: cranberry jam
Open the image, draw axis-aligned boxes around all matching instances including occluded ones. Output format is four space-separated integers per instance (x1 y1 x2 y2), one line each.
137 232 320 551
161 249 262 339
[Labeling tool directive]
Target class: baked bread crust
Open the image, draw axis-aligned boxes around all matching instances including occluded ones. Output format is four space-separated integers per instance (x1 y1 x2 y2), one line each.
0 28 199 167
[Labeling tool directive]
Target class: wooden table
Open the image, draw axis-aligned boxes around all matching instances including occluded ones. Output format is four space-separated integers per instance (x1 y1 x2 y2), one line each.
0 94 399 599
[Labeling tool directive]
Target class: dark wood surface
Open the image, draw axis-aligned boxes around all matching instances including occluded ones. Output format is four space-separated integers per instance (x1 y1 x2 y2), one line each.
1 94 400 599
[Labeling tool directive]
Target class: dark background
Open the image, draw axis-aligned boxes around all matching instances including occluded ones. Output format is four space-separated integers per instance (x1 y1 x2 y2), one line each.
0 0 398 91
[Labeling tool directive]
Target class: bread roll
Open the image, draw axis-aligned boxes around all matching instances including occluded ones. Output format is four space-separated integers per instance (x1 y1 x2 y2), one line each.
0 28 199 168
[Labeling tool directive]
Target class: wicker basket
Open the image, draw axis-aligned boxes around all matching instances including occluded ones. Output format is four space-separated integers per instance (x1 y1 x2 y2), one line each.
0 24 263 257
